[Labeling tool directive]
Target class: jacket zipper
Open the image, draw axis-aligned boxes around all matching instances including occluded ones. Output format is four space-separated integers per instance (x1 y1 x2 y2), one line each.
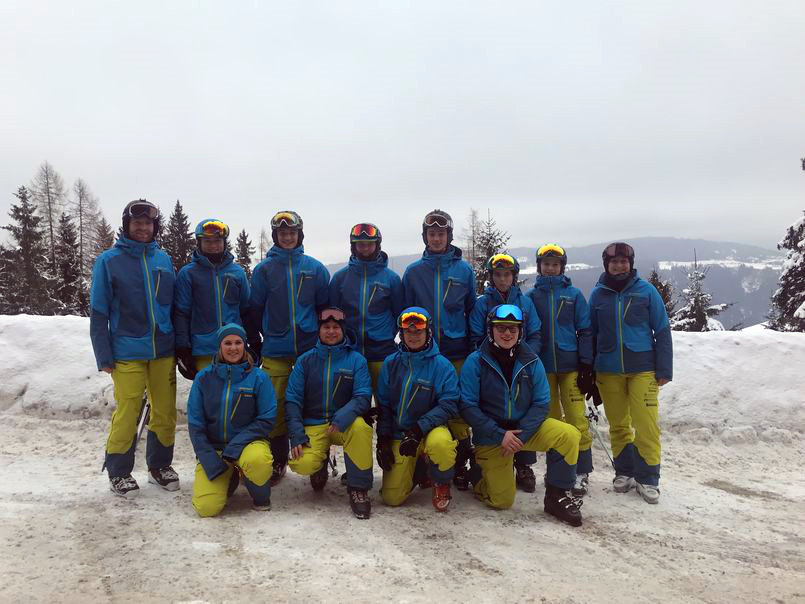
398 356 414 424
214 270 223 327
435 266 441 347
618 297 625 373
289 257 297 356
142 250 157 358
230 392 242 420
550 287 556 373
324 349 332 421
223 368 232 442
360 266 368 356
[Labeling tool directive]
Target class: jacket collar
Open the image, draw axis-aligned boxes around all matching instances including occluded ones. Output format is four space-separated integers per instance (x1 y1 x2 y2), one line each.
115 235 159 258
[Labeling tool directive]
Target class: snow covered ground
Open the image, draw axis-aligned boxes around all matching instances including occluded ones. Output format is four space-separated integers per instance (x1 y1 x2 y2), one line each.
1 315 804 603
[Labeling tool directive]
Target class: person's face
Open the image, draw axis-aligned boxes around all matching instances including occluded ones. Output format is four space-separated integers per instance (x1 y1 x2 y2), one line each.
426 227 448 254
402 325 427 350
608 256 631 276
492 323 519 349
277 228 299 249
540 258 562 276
492 269 514 292
129 216 155 243
355 241 377 258
200 237 224 254
220 335 245 363
319 321 343 345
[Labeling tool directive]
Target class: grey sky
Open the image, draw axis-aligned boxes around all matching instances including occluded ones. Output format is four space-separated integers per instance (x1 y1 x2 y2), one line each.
2 1 804 263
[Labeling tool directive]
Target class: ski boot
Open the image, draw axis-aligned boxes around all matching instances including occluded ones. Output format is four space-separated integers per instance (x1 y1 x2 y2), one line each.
514 461 536 493
432 483 452 512
348 487 371 519
571 473 589 498
110 475 139 499
544 484 583 527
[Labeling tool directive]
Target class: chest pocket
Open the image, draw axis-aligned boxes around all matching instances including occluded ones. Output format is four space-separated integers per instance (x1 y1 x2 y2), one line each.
624 296 650 326
367 283 390 314
557 297 575 325
222 277 241 305
513 371 533 411
230 389 256 428
442 278 467 311
153 268 174 305
297 271 317 306
406 379 434 418
331 370 355 408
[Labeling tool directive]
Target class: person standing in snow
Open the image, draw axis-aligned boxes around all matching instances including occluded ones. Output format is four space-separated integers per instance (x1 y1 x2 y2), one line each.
285 307 375 519
375 308 459 512
402 209 476 490
173 219 250 379
89 199 179 498
526 244 595 498
328 223 403 393
245 211 330 487
588 242 673 504
459 304 583 526
187 324 276 516
469 253 542 493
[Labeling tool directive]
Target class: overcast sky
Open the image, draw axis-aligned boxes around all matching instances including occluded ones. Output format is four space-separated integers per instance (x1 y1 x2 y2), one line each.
2 1 804 263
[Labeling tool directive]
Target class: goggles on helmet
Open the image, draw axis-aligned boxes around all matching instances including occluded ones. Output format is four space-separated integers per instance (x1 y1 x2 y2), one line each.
126 202 159 220
489 304 523 323
398 311 428 330
200 220 229 238
537 243 566 258
350 223 379 240
271 211 302 230
319 307 346 323
423 213 453 229
603 242 634 259
489 253 516 270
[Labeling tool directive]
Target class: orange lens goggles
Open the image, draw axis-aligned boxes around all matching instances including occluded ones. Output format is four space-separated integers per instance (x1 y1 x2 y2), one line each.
201 220 228 238
399 312 428 330
350 223 378 238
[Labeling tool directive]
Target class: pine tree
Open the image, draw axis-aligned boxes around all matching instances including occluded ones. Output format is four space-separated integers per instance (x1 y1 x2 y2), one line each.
30 161 66 272
0 245 15 314
54 213 84 314
2 186 59 314
92 214 115 266
235 229 255 279
768 210 805 332
259 227 270 260
647 267 676 317
463 209 511 294
161 200 195 271
671 254 731 331
71 178 100 284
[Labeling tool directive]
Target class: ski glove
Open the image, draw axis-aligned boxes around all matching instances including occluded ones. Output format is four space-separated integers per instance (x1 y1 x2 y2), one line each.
376 437 394 472
398 425 424 457
361 406 381 427
586 383 603 407
176 347 197 380
576 363 594 397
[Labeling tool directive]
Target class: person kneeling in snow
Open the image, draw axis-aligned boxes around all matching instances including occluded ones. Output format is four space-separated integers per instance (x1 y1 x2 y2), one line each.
376 308 459 512
187 324 277 516
459 304 584 527
286 308 375 519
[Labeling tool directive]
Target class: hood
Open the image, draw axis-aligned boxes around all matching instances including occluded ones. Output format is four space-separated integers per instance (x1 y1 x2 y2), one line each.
535 274 572 289
347 250 389 273
192 248 234 269
114 235 159 258
268 244 305 260
422 244 463 266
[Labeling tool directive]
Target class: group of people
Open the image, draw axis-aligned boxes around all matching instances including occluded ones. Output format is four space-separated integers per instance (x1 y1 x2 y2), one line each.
90 201 673 527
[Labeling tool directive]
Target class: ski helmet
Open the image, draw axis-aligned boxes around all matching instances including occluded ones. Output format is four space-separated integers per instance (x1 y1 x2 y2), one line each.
486 304 524 348
195 218 230 242
349 223 382 258
397 307 433 352
536 243 568 275
421 209 453 246
270 210 304 246
486 253 520 282
121 199 161 240
602 242 635 271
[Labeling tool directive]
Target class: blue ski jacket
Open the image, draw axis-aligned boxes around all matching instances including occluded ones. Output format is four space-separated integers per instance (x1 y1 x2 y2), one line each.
526 275 593 374
89 236 175 369
459 340 551 447
328 252 404 362
376 340 459 440
402 245 476 361
247 245 330 358
469 285 541 353
174 250 250 355
285 334 373 447
588 272 673 381
187 357 277 480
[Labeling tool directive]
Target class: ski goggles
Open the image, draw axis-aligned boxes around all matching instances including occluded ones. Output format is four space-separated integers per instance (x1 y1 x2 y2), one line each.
398 311 428 330
350 223 379 239
423 213 452 229
537 243 565 258
489 304 523 323
200 220 229 238
489 253 516 269
126 202 159 220
319 307 346 323
271 211 302 229
603 242 634 258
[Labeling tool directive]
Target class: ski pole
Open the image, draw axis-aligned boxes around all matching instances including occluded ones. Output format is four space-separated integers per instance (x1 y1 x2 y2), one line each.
585 401 616 469
101 395 149 472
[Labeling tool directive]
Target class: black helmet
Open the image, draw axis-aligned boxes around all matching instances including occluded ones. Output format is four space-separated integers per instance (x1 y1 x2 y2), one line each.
536 243 568 275
349 223 382 258
421 209 453 245
486 304 524 348
121 199 161 241
270 210 304 246
602 242 635 271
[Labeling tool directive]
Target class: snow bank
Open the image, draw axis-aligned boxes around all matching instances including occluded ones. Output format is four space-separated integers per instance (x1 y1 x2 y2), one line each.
1 315 804 436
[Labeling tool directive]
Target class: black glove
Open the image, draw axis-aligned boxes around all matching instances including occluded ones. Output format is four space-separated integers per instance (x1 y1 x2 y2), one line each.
576 363 594 397
361 406 381 427
587 383 603 407
247 339 262 367
176 347 197 380
376 437 394 471
398 425 423 457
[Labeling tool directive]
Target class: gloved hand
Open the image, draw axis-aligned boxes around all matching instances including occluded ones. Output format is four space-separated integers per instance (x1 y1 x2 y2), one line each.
176 347 197 380
361 406 381 427
576 363 594 397
587 383 603 407
398 425 423 457
247 339 262 367
376 436 394 471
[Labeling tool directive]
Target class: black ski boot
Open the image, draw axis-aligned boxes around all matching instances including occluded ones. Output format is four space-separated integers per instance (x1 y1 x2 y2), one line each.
348 487 371 519
453 442 473 491
310 463 329 492
544 484 583 527
227 470 240 496
514 461 536 493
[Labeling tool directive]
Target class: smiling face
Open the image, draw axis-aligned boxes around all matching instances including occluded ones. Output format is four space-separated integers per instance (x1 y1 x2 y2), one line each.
425 227 448 254
354 240 377 259
608 256 631 276
492 323 519 349
200 237 224 254
402 325 428 351
319 320 344 345
540 257 563 276
220 334 245 363
129 216 155 243
276 228 299 249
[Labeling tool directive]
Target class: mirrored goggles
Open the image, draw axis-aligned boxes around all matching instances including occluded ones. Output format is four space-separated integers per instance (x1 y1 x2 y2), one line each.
604 242 634 258
490 253 515 269
537 243 565 258
271 211 301 229
201 220 229 238
423 214 452 229
350 223 378 239
491 304 523 322
399 311 428 330
319 307 346 322
127 202 159 220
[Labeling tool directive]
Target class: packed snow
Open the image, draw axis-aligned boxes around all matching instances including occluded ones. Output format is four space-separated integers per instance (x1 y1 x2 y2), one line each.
1 314 804 602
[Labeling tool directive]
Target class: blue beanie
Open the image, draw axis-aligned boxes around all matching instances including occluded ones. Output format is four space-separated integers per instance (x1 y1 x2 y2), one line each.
217 323 246 346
